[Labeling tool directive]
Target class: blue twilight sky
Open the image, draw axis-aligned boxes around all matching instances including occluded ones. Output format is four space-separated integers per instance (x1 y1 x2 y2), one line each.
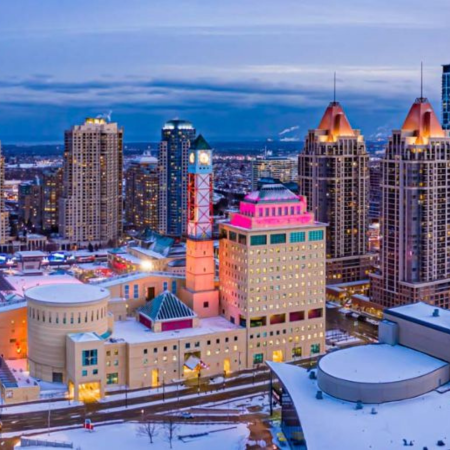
0 0 449 143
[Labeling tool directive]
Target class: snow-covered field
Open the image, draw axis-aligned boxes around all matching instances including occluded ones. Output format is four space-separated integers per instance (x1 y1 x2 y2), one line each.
14 421 250 450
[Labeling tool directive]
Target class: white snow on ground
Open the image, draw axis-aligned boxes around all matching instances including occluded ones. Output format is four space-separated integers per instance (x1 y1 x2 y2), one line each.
2 399 81 415
98 380 269 414
319 343 447 383
14 421 250 450
325 329 361 347
268 361 450 450
100 384 184 402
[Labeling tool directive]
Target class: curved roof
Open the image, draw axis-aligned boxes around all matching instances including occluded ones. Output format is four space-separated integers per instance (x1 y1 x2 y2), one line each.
139 290 196 322
401 97 445 143
244 184 300 204
25 283 109 305
317 101 354 141
319 344 446 383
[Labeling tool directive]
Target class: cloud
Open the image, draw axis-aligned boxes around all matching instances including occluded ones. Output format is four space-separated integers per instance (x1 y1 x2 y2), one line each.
279 126 300 135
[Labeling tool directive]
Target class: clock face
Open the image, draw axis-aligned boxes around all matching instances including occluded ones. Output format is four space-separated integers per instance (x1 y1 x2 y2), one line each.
189 152 195 164
199 151 210 165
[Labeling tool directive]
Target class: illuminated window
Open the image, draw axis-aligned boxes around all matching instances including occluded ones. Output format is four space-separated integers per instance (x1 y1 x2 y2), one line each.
82 349 98 366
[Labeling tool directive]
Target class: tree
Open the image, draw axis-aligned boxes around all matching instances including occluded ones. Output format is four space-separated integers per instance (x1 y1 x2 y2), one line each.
136 421 159 444
164 418 179 449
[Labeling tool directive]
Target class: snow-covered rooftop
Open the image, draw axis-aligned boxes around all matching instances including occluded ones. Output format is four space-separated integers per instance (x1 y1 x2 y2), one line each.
268 361 450 450
319 344 447 383
6 273 81 293
387 301 450 332
25 283 109 305
110 316 242 344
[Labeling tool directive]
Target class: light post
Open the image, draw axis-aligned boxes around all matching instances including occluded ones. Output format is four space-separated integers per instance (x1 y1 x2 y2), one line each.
197 371 201 395
162 377 165 402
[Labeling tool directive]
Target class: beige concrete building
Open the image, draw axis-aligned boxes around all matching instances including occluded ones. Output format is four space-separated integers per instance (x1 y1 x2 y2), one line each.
219 184 326 366
59 118 123 247
299 102 374 284
371 97 450 308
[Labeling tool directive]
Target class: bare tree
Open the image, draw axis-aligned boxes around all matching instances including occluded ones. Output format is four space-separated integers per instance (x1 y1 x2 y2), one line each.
136 421 159 444
164 418 179 449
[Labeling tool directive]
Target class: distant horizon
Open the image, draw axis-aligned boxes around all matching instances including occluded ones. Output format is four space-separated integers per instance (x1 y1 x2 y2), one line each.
0 1 448 143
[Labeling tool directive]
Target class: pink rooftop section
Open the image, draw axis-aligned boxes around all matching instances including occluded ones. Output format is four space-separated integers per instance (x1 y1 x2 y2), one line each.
230 184 315 230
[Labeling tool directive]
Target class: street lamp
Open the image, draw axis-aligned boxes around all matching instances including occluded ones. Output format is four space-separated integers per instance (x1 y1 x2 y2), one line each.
197 371 201 394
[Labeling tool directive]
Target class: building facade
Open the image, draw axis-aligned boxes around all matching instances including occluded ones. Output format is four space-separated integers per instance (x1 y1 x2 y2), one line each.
42 167 62 233
0 142 9 244
219 184 326 366
443 64 450 130
18 181 42 231
251 157 297 191
371 97 450 308
298 101 372 284
158 119 196 237
59 118 123 246
125 154 159 232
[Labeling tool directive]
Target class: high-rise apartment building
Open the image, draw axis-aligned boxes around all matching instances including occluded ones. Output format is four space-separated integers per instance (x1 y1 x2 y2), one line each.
251 157 297 191
443 64 450 130
219 184 326 364
368 158 382 222
42 167 62 233
125 154 158 232
298 101 372 284
0 142 9 245
158 119 196 237
18 181 42 230
59 118 123 246
371 97 450 309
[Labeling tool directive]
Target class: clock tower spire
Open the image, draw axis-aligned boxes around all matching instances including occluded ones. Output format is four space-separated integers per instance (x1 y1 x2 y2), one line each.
179 135 219 317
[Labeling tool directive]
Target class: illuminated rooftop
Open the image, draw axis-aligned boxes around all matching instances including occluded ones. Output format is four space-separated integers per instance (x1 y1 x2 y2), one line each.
317 101 355 141
401 97 445 144
162 119 194 131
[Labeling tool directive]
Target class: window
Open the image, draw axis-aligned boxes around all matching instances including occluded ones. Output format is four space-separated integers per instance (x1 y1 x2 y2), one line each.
82 370 88 376
185 343 191 349
311 343 320 355
308 308 323 319
133 284 139 299
270 233 286 244
238 234 247 245
124 285 130 299
253 353 264 364
292 347 302 358
82 349 98 366
309 230 324 241
107 373 119 385
163 281 168 291
229 231 237 242
290 232 305 243
171 280 177 294
251 235 267 246
143 349 148 355
203 301 209 308
93 369 98 375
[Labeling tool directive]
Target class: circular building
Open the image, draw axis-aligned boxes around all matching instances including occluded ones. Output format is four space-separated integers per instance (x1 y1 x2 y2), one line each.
27 283 110 383
317 344 449 403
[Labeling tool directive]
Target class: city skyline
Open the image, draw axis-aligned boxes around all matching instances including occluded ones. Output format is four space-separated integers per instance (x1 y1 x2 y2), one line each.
0 0 449 143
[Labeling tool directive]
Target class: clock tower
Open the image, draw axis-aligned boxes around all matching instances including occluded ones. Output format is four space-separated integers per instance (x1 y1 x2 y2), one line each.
179 135 219 317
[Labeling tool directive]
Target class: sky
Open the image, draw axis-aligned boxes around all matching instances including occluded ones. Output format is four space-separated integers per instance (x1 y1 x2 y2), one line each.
0 0 449 143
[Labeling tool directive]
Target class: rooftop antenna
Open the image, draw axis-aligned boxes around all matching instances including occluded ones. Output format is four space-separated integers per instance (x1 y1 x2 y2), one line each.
420 62 424 100
333 72 337 103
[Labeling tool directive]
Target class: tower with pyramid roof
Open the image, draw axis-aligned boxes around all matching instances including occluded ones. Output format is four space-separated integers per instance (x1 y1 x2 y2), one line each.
299 101 373 284
371 96 450 308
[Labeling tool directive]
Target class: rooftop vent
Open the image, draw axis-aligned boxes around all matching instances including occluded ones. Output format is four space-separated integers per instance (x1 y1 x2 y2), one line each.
433 309 440 317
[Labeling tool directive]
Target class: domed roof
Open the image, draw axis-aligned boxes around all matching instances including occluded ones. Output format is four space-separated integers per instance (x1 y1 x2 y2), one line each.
25 283 109 305
244 184 301 204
